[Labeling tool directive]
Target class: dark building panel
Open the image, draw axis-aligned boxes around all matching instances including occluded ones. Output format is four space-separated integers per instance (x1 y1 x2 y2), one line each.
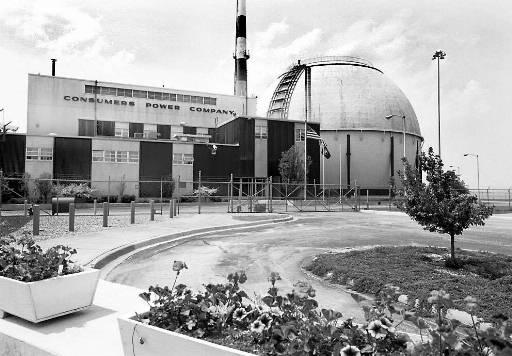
267 120 295 180
208 128 216 142
53 137 91 180
238 119 254 177
183 126 196 135
139 141 172 197
129 123 143 138
193 144 240 181
0 134 26 177
78 119 94 136
157 124 171 140
96 120 114 136
306 123 320 184
216 118 240 144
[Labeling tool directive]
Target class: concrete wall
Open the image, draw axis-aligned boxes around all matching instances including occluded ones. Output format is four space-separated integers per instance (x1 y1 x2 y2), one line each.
321 130 421 188
24 136 54 179
27 74 257 137
172 143 194 196
90 139 140 197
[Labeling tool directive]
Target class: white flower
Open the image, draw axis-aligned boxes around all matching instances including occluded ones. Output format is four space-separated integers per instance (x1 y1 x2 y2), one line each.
398 294 409 305
367 320 388 339
340 345 361 356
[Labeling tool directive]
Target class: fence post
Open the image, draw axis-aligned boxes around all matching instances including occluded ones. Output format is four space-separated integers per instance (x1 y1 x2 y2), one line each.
103 202 108 227
32 205 40 236
388 186 392 210
285 180 288 212
24 200 28 217
269 176 273 213
314 179 317 211
176 198 180 215
93 199 97 216
198 171 202 214
69 203 75 232
229 174 234 213
150 200 155 221
130 201 135 224
238 179 242 212
366 190 369 210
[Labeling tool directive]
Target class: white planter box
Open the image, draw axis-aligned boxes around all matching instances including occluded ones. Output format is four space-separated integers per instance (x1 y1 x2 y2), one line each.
0 268 100 323
118 315 255 356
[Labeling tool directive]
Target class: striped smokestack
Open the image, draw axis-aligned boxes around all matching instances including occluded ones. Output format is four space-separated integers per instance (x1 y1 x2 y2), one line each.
234 0 249 98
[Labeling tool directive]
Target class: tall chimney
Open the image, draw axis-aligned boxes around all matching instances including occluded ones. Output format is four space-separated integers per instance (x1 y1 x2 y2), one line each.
234 0 249 98
51 59 57 76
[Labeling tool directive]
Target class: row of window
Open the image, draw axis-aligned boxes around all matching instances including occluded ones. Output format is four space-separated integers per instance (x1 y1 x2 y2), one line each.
92 150 139 163
255 125 268 139
295 128 305 142
26 147 53 161
172 153 194 165
85 85 217 105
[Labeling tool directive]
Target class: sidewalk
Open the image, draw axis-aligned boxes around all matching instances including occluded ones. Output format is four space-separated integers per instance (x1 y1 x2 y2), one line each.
37 212 290 267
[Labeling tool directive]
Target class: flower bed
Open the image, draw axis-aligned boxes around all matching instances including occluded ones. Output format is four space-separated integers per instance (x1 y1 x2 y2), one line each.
0 234 99 322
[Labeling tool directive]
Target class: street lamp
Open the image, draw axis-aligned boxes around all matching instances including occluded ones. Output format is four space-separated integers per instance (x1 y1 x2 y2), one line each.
385 114 406 159
432 50 446 158
464 153 480 200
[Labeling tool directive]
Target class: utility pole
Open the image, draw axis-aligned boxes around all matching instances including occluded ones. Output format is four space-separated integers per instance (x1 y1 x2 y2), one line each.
432 50 446 158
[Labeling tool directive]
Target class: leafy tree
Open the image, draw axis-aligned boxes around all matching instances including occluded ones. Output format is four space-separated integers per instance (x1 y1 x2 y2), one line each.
397 147 493 261
278 145 311 184
35 173 53 203
162 176 175 198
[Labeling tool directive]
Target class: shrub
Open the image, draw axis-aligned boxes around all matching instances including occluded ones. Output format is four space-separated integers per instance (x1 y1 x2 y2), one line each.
120 194 136 203
0 234 82 282
53 183 95 201
35 173 53 203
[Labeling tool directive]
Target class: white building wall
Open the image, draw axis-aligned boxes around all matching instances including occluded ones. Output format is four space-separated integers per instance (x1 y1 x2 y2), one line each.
24 136 54 179
27 74 257 137
90 139 140 197
172 143 194 196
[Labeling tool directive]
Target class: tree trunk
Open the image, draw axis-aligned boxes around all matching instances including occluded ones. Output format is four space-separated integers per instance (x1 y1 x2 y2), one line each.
450 233 455 261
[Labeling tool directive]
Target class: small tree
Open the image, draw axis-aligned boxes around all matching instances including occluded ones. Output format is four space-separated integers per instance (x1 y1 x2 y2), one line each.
278 145 311 184
397 147 493 261
35 173 53 203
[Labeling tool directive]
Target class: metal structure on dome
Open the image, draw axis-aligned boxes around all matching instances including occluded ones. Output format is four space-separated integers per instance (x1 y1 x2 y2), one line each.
266 56 381 119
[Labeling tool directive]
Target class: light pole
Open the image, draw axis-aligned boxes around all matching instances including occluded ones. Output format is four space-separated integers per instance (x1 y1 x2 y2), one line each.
432 50 446 158
464 153 480 200
385 114 406 159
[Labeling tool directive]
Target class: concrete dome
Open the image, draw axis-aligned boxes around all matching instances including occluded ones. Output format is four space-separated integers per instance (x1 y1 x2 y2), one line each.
267 56 421 137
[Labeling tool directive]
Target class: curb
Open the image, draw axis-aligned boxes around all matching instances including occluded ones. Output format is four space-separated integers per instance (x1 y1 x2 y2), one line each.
87 214 294 270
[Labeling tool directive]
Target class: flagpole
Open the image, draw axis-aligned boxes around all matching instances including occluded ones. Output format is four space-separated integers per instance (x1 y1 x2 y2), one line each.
303 66 309 201
322 141 325 200
339 142 342 202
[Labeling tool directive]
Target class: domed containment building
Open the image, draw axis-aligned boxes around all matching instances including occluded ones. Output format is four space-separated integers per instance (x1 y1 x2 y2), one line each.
267 56 423 189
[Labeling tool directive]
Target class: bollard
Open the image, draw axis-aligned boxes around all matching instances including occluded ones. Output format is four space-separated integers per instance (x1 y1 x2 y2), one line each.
24 200 28 217
177 199 180 215
33 205 40 236
130 201 135 224
198 171 202 215
269 176 273 213
150 200 155 221
93 199 97 216
173 199 177 217
169 199 174 219
103 202 108 227
69 203 75 232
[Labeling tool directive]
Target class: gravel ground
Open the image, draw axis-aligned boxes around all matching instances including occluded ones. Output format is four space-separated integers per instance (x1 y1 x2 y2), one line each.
7 213 169 241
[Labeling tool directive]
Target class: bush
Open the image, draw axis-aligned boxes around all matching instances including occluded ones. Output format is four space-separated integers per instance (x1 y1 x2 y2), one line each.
35 173 53 203
120 194 136 203
53 183 95 201
95 195 118 203
0 234 82 282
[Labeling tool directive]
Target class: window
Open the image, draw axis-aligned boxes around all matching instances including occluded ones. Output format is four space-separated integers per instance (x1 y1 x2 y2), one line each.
92 150 104 162
182 95 191 103
255 125 268 139
191 96 203 104
143 124 158 139
128 151 139 163
40 148 53 160
104 150 116 162
133 90 148 98
161 92 170 100
169 94 177 101
116 151 128 163
183 154 194 165
173 153 194 165
176 94 183 102
117 88 132 97
115 122 129 138
295 128 305 142
148 91 162 100
101 87 117 95
204 97 217 105
85 85 99 94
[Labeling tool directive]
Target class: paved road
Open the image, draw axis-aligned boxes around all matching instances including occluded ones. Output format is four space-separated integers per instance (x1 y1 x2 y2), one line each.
106 211 512 320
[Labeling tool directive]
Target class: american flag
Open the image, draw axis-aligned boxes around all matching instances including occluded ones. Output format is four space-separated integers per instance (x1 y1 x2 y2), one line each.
306 126 330 159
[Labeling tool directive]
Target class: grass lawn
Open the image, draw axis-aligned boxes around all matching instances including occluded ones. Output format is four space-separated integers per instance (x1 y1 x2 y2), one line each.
306 246 512 320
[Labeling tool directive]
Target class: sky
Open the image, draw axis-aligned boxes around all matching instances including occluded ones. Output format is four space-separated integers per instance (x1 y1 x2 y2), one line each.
0 0 511 188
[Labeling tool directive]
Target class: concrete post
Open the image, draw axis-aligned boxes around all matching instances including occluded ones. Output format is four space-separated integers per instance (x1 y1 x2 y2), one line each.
169 199 173 218
229 174 234 213
198 171 202 215
103 202 108 227
24 200 28 217
69 203 75 232
130 201 135 224
33 205 40 236
93 199 97 216
150 200 155 221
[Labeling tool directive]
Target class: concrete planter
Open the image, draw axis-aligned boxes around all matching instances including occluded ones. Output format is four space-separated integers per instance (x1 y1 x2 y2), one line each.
118 315 255 356
0 268 100 323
